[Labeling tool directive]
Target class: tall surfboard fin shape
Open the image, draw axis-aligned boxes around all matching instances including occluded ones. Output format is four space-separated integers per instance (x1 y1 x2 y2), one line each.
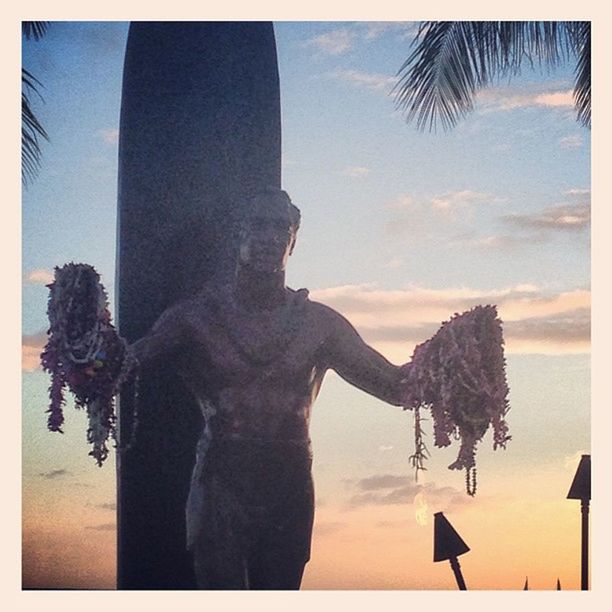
116 21 281 589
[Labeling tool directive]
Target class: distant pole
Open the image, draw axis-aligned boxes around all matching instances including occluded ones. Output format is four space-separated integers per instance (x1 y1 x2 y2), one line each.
556 578 561 590
566 454 591 590
523 576 529 590
433 512 470 590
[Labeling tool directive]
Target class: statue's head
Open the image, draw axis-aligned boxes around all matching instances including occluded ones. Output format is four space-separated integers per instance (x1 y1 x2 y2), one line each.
238 187 301 273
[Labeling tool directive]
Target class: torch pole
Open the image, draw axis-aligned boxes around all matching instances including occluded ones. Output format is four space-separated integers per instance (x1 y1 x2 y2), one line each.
581 498 589 590
449 556 467 590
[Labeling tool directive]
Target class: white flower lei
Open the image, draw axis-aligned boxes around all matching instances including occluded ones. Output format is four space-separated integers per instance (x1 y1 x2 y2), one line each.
402 305 511 495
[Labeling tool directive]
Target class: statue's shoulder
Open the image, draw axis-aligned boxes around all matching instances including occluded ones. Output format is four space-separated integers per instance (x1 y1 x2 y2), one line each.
296 290 344 326
300 293 359 339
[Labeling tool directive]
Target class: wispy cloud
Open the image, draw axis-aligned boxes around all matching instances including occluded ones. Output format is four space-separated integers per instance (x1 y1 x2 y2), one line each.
304 22 417 56
340 165 371 178
87 502 116 511
22 331 46 372
25 269 54 285
357 474 412 491
360 22 418 41
389 190 499 214
559 135 583 149
346 473 468 513
503 203 590 231
97 128 119 145
383 258 404 270
314 521 346 536
430 190 496 212
85 523 116 531
460 233 542 250
459 192 591 250
565 188 590 197
39 469 70 480
327 69 396 93
478 87 574 112
311 283 590 358
305 28 356 55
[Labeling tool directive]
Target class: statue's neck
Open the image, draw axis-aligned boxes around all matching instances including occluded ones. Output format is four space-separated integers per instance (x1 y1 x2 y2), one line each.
234 265 287 311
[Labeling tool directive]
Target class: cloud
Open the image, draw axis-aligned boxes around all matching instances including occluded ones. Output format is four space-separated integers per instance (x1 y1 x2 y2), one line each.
503 203 590 232
25 269 54 285
387 195 415 210
314 521 346 536
327 69 396 93
388 190 499 218
87 502 116 511
461 233 543 250
304 22 418 56
23 331 47 372
463 193 591 250
559 135 583 149
97 128 119 145
38 469 70 480
478 87 574 112
565 188 590 197
383 258 404 270
310 284 590 357
340 166 371 178
357 474 412 491
346 474 468 513
305 28 356 55
430 190 494 212
85 523 116 531
360 22 418 41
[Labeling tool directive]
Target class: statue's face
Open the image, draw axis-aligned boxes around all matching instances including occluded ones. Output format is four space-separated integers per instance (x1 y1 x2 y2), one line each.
239 197 296 273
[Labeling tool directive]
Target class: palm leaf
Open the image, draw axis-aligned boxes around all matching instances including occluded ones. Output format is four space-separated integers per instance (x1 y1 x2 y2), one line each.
22 21 48 41
567 21 591 128
22 68 49 186
394 21 584 131
22 23 50 186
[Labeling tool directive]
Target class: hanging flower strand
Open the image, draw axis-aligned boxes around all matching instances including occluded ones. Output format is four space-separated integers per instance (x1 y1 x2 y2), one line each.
402 305 511 496
40 263 137 466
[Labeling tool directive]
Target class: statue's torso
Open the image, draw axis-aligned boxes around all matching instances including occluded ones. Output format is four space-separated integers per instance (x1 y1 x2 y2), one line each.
175 285 329 443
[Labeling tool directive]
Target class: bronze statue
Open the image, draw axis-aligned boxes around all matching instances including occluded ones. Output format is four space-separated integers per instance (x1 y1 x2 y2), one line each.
130 186 411 589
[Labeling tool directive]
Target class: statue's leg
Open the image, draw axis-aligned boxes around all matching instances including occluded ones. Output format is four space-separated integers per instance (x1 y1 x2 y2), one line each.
246 473 315 590
192 536 249 590
190 473 251 590
247 549 308 590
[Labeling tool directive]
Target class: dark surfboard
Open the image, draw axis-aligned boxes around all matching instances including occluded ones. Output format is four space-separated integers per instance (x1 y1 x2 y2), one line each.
116 22 281 589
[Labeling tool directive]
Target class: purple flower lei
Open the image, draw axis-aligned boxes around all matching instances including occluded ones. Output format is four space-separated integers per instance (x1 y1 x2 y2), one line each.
40 263 136 466
402 305 511 495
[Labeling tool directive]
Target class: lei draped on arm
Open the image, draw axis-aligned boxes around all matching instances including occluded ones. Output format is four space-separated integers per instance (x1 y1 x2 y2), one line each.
41 263 136 466
402 305 511 495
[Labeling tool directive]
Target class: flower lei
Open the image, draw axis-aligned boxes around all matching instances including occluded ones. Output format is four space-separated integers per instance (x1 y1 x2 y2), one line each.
402 305 511 495
40 263 136 466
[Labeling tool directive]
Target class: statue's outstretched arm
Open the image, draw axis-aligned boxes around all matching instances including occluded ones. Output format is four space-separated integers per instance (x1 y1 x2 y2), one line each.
320 305 410 406
129 302 192 367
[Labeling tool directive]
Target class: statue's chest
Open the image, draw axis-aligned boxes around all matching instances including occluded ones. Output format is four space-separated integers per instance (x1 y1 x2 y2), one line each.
191 304 324 383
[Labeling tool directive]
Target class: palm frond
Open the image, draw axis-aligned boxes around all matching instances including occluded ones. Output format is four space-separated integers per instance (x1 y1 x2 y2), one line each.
22 23 50 186
22 68 49 186
22 21 48 41
567 21 591 128
394 21 579 132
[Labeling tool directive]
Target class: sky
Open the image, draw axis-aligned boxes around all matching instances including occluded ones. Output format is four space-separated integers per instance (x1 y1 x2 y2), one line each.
20 20 593 591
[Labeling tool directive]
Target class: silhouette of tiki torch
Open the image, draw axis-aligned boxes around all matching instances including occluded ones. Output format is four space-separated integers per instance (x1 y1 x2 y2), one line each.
433 511 470 590
567 454 591 590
